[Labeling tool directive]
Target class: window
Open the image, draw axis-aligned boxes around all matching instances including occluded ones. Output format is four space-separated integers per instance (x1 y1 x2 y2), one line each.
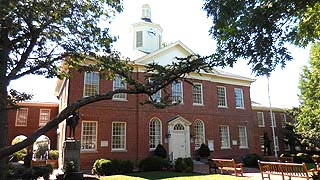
217 86 227 107
280 113 287 128
192 83 203 105
172 81 183 103
149 78 161 102
259 136 265 152
136 31 143 47
238 126 248 148
174 123 184 130
219 125 230 149
83 72 99 97
112 122 126 150
81 121 97 151
39 109 51 126
113 75 126 100
149 118 162 150
194 120 205 148
15 108 28 126
257 112 265 127
270 112 276 127
234 88 244 108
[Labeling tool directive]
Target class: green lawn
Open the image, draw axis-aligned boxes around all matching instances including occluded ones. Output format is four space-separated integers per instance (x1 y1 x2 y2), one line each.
99 171 251 180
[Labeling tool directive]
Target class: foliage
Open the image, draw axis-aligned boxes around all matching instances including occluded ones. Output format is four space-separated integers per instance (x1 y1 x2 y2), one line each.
139 156 168 171
6 164 53 180
11 137 27 161
242 153 261 167
203 0 320 76
296 42 320 149
197 143 210 157
174 157 193 173
295 153 313 163
48 150 59 160
153 144 167 159
35 142 49 159
92 159 134 176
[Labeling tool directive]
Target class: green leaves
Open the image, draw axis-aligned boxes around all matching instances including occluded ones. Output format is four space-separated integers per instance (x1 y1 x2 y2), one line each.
203 0 319 76
295 42 320 148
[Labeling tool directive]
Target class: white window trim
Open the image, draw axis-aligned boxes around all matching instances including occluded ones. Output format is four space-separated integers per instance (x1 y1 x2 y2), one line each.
172 81 184 104
149 118 162 150
234 88 244 109
281 113 287 128
83 72 99 97
239 126 248 149
112 75 127 101
111 121 126 151
257 112 265 127
192 83 204 105
39 109 51 126
220 125 231 149
270 113 276 127
15 108 28 127
194 119 205 149
217 86 228 108
81 121 98 152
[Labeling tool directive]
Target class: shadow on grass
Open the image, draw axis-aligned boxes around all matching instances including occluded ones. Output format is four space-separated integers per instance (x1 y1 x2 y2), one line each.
126 171 204 179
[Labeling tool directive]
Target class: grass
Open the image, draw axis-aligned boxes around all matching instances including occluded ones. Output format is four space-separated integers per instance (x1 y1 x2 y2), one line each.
99 171 251 180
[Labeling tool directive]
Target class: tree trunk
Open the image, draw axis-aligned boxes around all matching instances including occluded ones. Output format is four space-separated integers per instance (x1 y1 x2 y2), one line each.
0 46 9 180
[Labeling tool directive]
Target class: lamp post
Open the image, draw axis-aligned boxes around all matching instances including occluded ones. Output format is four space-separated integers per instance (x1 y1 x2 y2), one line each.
267 75 278 158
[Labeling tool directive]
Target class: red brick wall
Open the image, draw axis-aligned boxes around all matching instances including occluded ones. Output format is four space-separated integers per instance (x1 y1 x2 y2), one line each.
65 70 260 169
7 103 59 150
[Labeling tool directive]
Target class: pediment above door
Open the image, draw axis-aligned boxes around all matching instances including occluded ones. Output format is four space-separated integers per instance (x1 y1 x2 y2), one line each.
167 115 192 126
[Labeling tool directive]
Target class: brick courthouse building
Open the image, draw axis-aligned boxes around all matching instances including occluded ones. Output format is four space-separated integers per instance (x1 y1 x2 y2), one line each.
54 4 292 170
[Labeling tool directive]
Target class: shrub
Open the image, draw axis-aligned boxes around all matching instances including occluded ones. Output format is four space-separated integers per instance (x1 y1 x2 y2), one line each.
242 153 261 167
296 153 313 163
139 156 167 171
154 144 167 159
35 143 49 159
197 143 210 157
92 159 134 176
175 157 193 173
49 150 59 160
313 154 320 163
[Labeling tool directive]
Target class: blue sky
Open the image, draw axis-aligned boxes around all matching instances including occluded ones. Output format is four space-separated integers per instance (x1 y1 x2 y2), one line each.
9 0 310 107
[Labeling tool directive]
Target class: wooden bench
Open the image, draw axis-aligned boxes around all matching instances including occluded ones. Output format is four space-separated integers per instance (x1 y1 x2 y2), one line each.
258 160 316 180
208 158 243 176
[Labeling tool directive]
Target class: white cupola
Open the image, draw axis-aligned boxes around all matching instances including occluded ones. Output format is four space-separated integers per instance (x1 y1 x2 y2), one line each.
132 4 163 54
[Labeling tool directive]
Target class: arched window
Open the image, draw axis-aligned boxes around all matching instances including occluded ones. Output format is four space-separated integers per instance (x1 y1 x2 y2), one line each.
149 118 162 150
174 123 184 130
194 120 205 148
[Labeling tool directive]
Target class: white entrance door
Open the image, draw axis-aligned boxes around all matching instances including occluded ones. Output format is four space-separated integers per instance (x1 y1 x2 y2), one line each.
171 130 187 159
168 118 191 161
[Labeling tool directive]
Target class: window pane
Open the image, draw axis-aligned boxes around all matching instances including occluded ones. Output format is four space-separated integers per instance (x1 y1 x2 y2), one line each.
113 75 126 99
172 81 183 103
239 126 248 148
270 113 276 127
39 109 51 126
234 88 244 108
194 120 205 148
217 86 227 107
84 72 99 97
192 84 203 104
220 125 230 148
81 121 97 150
149 118 162 149
16 108 28 126
257 112 265 127
280 113 287 128
112 122 126 150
